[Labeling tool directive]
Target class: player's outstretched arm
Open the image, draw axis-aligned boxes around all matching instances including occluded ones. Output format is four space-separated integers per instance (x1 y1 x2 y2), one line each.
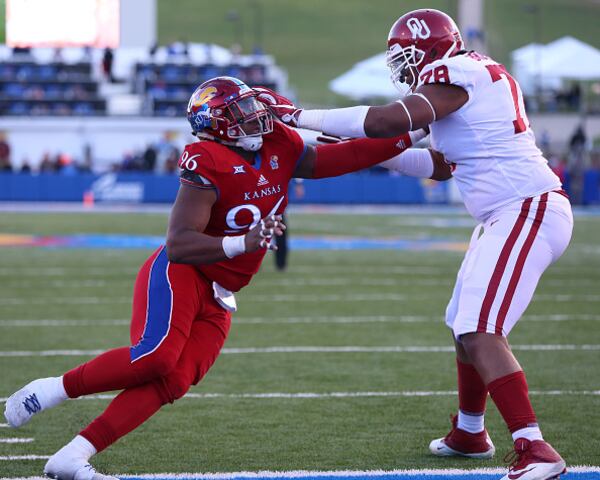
379 148 453 181
166 185 285 264
293 131 425 179
259 84 467 139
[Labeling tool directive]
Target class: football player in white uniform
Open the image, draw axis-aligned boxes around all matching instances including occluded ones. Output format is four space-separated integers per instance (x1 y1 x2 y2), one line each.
257 9 572 480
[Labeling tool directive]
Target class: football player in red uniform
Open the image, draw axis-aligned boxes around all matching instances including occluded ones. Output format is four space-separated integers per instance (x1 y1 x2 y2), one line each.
4 76 450 480
257 9 572 480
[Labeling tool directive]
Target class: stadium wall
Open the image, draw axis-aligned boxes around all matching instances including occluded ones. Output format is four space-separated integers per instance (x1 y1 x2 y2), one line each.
0 114 598 171
0 172 445 205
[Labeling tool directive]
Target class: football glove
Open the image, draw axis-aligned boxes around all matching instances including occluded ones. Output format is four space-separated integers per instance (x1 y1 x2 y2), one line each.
254 86 302 127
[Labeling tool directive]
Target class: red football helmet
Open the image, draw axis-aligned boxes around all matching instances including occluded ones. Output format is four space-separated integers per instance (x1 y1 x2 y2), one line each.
386 9 464 92
187 76 273 151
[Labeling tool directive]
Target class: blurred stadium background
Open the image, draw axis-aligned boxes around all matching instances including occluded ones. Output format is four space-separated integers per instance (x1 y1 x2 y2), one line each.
0 0 599 478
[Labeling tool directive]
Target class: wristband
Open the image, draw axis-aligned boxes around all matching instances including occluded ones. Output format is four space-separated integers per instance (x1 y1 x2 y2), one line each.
222 235 246 258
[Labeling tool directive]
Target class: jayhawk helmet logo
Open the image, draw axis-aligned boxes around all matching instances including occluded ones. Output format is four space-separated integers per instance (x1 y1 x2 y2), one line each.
187 86 218 130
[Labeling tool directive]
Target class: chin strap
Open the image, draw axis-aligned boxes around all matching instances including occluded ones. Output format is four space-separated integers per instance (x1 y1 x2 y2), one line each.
195 132 263 151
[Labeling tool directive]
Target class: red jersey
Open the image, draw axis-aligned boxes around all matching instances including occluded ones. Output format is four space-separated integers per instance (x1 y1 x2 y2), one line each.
178 122 305 291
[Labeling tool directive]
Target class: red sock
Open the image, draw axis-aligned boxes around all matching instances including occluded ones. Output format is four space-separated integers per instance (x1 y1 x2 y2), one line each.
488 370 537 433
63 347 142 398
457 358 487 414
80 381 167 453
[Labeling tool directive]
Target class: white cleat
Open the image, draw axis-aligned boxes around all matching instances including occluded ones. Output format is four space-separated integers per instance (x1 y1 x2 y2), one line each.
44 447 118 480
429 415 495 459
4 377 67 428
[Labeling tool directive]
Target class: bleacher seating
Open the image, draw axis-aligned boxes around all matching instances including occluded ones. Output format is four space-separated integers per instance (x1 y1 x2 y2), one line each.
0 60 106 116
135 60 277 117
0 43 285 117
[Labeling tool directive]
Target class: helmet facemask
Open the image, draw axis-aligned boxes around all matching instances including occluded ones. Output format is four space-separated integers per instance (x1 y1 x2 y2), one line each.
220 95 273 139
387 43 425 94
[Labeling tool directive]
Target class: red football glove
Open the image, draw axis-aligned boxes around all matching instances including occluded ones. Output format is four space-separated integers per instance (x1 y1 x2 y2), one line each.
254 86 302 127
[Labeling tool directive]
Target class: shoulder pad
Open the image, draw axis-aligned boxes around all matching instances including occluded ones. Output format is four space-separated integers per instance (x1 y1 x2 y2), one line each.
418 54 488 94
178 142 216 174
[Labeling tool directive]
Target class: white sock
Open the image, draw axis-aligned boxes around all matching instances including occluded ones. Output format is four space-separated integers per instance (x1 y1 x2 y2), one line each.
33 376 69 409
64 435 97 461
457 410 485 434
512 426 543 443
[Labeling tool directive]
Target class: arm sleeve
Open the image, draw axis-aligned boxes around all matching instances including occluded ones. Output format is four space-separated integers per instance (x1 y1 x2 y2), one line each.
312 133 414 179
378 148 434 178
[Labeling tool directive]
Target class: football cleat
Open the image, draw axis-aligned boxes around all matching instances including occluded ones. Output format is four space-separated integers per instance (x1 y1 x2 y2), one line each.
429 414 495 459
4 377 67 428
44 446 118 480
501 438 566 480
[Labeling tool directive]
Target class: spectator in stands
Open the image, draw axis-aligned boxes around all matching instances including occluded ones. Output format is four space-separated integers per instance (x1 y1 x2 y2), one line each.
143 144 157 171
568 124 588 203
20 160 32 174
102 48 115 83
0 157 12 172
164 148 180 174
53 48 63 63
58 154 78 176
81 46 93 62
567 83 582 111
155 132 178 171
148 42 159 61
0 133 11 171
80 144 94 173
120 151 141 171
11 46 31 58
569 124 587 154
39 152 55 173
539 129 551 156
167 40 189 59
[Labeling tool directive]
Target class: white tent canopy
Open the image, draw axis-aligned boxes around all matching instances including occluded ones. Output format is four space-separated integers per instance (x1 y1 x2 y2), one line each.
331 37 600 100
329 52 403 101
511 36 600 95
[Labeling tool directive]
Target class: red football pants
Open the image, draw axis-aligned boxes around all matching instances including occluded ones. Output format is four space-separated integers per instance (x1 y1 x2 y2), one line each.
63 246 231 452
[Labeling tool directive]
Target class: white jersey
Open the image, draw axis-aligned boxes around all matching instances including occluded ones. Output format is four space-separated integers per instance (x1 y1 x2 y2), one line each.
418 52 561 222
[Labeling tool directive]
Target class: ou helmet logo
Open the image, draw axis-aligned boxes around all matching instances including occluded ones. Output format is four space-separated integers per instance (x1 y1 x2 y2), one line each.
226 204 261 231
407 17 431 40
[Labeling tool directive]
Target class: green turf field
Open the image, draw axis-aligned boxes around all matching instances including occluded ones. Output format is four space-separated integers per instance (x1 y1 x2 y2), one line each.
0 209 599 477
155 0 600 105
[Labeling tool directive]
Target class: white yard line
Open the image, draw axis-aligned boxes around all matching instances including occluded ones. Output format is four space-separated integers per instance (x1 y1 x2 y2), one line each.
0 455 49 461
0 319 130 327
1 389 599 404
0 268 138 276
0 423 9 428
1 293 600 306
1 344 599 358
0 438 34 443
1 313 599 327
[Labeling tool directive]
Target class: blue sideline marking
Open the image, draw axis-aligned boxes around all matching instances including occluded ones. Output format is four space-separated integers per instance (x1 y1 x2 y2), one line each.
121 473 600 480
8 234 469 251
